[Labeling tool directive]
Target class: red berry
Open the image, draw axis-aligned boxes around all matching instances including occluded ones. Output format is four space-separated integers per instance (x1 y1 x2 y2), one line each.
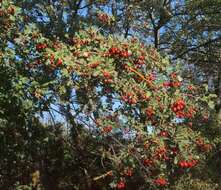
171 99 186 114
145 107 154 118
159 131 168 137
103 126 112 133
57 58 63 66
89 61 100 68
143 159 153 167
163 81 171 87
117 181 126 189
138 55 145 60
121 51 130 58
179 161 184 168
36 43 47 51
154 177 168 186
103 71 111 79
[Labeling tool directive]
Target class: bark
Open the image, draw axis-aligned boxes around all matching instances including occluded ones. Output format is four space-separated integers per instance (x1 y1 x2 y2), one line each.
217 70 221 124
154 28 160 49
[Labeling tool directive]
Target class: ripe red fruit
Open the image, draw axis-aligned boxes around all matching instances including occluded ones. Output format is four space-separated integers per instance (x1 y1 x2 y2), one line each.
121 50 130 58
176 111 185 118
187 85 194 91
108 47 121 56
103 71 111 79
183 161 188 168
143 159 153 167
145 107 154 118
159 131 168 137
153 177 168 186
103 79 113 84
170 147 178 155
179 161 185 168
57 58 63 66
163 81 171 87
102 126 112 133
171 99 186 114
138 55 145 60
89 61 100 68
36 43 47 51
171 81 181 88
121 93 137 105
117 181 126 189
178 160 198 168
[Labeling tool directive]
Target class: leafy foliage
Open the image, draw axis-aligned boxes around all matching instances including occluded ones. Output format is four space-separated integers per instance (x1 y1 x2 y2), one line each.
0 0 220 190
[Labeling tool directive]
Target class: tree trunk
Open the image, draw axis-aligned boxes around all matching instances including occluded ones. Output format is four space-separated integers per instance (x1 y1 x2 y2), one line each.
217 70 221 125
154 28 159 49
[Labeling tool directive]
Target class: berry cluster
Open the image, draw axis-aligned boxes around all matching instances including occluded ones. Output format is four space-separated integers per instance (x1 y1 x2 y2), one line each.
36 43 47 51
153 177 168 186
108 47 130 58
102 125 112 133
121 93 137 105
88 61 101 69
187 85 195 91
102 71 113 84
145 107 154 118
171 99 186 113
178 159 198 168
163 81 181 88
143 159 154 167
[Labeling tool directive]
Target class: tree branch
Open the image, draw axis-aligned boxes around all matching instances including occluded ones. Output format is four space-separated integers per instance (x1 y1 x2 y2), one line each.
174 36 221 60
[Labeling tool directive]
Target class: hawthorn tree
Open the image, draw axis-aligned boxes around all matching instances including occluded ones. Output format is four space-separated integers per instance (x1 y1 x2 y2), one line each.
0 0 218 190
15 0 221 117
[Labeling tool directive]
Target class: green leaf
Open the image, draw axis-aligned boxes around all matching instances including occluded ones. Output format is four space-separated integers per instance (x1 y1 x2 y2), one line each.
208 100 215 109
